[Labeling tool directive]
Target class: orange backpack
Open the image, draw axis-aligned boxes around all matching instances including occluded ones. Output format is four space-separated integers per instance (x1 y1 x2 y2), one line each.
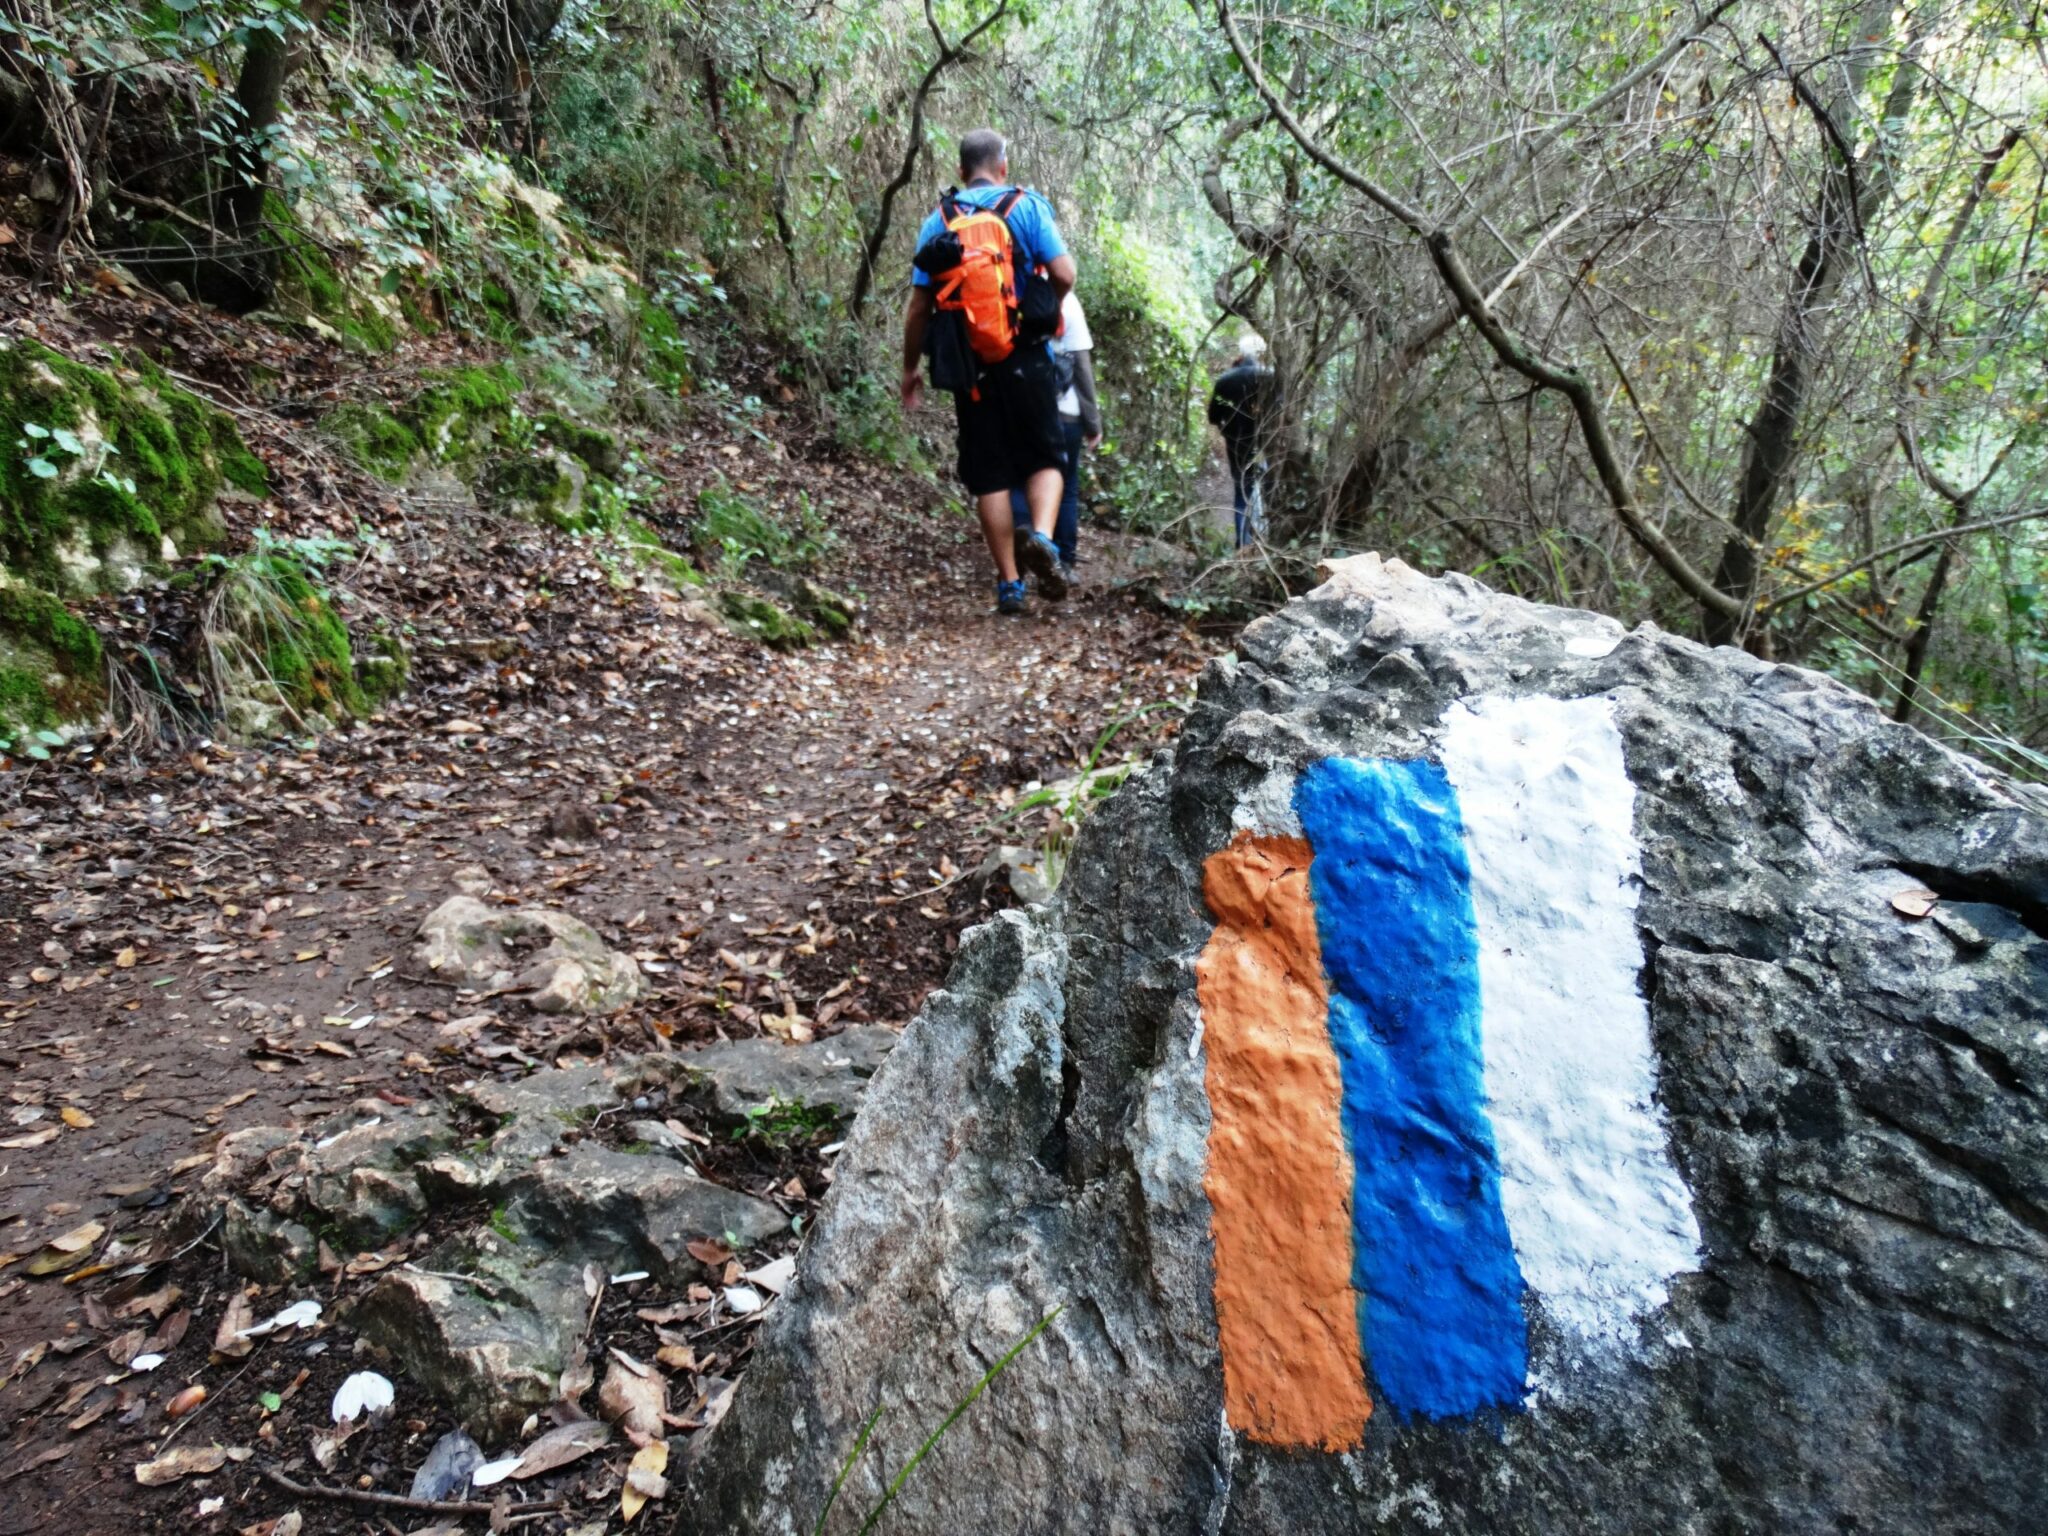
927 188 1027 365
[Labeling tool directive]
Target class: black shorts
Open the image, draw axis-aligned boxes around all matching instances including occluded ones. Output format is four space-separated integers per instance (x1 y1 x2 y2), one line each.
953 344 1067 498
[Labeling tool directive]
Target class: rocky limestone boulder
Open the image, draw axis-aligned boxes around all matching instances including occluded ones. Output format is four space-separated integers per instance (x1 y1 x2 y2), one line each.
414 894 643 1013
681 555 2048 1535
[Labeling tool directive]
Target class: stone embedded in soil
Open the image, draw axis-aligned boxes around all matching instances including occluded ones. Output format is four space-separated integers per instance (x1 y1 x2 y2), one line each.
509 1142 788 1284
173 1042 857 1438
413 893 643 1014
350 1245 588 1440
682 1025 898 1127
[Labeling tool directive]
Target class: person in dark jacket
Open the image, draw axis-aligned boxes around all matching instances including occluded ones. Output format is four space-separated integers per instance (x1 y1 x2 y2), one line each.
1208 335 1279 548
1010 290 1101 572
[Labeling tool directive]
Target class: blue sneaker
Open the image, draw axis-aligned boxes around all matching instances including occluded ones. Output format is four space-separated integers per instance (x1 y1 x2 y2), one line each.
996 579 1027 615
1013 528 1069 601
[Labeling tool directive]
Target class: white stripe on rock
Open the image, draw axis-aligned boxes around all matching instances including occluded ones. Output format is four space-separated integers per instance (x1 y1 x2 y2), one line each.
1440 694 1701 1356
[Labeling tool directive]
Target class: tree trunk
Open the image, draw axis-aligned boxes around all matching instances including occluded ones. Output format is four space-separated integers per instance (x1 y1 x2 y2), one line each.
1703 15 1921 645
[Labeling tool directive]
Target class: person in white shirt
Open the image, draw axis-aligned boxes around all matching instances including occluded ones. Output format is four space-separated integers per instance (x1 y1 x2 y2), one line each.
1011 290 1102 571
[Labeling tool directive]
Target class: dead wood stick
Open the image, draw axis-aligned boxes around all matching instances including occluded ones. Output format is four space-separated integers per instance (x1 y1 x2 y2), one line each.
258 1465 564 1516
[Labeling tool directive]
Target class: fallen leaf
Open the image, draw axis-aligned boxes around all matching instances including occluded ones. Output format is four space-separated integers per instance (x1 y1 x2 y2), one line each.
620 1440 669 1522
60 1107 94 1129
115 1285 182 1322
44 1220 103 1253
134 1445 230 1485
654 1344 696 1371
27 1220 103 1274
213 1293 255 1359
238 1297 320 1338
511 1419 611 1478
66 1385 122 1430
685 1237 731 1268
558 1349 595 1406
744 1255 796 1295
331 1370 394 1423
1 1126 61 1150
142 1307 191 1355
723 1284 765 1316
105 1327 148 1367
129 1353 167 1372
598 1355 667 1446
1892 886 1939 918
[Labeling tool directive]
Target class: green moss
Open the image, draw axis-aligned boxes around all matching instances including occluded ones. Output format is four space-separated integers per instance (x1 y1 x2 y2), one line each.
0 338 251 589
538 412 622 477
625 519 704 589
322 402 421 482
0 587 101 674
717 589 817 650
216 552 404 727
488 453 585 530
789 578 854 638
355 625 409 705
0 586 103 731
407 365 520 465
0 665 54 730
266 192 401 354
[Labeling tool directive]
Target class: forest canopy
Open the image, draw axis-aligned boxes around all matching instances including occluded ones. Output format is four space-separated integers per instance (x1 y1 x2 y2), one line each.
3 0 2044 770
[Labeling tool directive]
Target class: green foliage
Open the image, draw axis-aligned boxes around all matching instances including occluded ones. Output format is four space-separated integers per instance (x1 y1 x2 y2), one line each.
731 1094 837 1147
1076 221 1208 536
695 479 835 575
813 1308 1062 1535
1005 700 1186 889
203 535 405 730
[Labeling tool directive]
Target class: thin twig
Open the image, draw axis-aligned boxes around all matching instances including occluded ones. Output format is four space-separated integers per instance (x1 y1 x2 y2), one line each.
258 1464 563 1516
152 1353 259 1451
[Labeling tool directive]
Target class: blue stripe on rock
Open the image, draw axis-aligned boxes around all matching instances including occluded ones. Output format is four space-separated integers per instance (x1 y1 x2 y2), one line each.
1295 756 1529 1420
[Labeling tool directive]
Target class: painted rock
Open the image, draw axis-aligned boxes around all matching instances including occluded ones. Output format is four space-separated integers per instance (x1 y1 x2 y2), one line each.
680 555 2048 1534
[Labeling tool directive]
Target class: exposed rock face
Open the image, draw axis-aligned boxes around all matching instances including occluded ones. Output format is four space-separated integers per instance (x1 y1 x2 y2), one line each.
681 556 2048 1535
414 894 644 1013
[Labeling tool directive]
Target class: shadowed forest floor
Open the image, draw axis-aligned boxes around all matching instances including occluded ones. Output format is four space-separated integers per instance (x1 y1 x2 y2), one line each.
0 287 1211 1529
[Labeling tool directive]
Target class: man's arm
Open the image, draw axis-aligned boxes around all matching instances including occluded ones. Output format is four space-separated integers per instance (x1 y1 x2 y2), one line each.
901 288 935 411
1071 349 1103 443
1045 253 1077 301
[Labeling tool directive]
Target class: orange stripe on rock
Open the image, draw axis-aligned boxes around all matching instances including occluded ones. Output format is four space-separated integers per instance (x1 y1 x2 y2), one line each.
1197 832 1372 1452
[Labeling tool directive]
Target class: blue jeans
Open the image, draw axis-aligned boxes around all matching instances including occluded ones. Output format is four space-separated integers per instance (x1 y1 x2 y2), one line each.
1226 437 1263 548
1009 416 1083 565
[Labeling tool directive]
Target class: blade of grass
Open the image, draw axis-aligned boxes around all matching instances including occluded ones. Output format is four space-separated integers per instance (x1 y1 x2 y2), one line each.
813 1405 883 1536
851 1307 1061 1536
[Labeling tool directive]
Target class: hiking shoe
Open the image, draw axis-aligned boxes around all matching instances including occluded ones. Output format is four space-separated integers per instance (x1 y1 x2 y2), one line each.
996 579 1027 615
1014 528 1069 601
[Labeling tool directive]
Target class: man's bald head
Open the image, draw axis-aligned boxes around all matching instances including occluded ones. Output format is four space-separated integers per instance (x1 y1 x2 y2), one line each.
959 128 1008 181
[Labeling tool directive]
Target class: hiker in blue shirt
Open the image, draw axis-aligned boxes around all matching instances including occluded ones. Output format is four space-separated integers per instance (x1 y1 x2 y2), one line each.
900 128 1077 615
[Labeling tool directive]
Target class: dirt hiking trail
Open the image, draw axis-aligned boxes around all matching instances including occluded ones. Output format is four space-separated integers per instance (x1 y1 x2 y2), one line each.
0 312 1209 1530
